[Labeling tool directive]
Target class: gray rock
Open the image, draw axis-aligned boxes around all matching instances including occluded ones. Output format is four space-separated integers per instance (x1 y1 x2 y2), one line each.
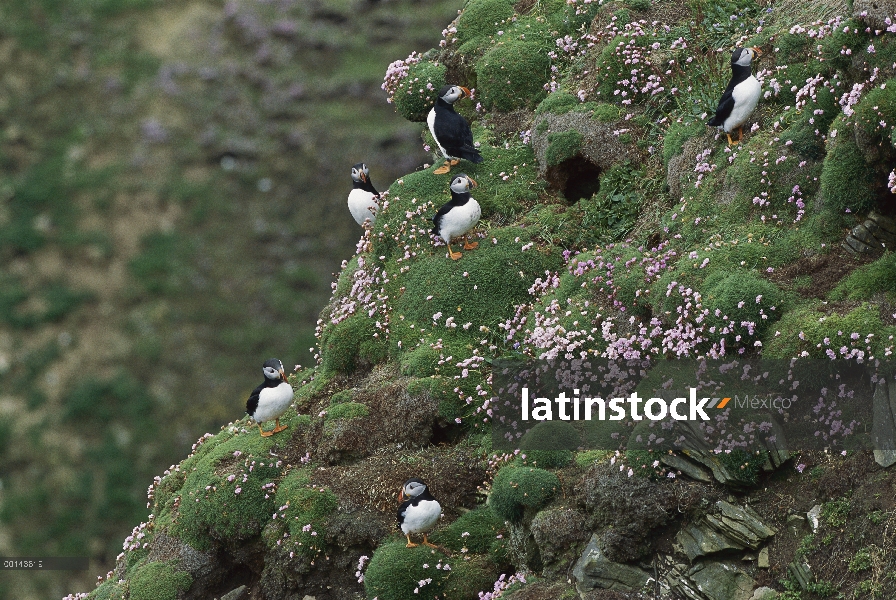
788 559 812 590
219 586 248 600
677 501 776 561
573 534 651 594
661 451 713 483
807 505 822 533
750 587 778 600
854 0 896 30
531 508 590 576
688 562 755 600
758 547 769 569
872 378 896 468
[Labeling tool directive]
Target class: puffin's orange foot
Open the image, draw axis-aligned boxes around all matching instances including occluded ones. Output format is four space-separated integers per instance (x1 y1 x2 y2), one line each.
406 534 418 548
463 240 478 250
422 535 437 548
272 419 288 434
259 428 274 437
433 161 451 175
726 132 737 146
449 159 460 166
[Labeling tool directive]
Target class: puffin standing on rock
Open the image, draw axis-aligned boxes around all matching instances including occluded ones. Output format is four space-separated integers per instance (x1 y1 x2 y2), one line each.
397 478 441 548
348 162 379 226
432 173 481 260
246 358 294 437
708 47 763 145
428 85 483 175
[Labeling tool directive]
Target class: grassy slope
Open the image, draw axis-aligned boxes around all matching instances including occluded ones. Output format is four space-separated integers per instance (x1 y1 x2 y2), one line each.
70 0 896 599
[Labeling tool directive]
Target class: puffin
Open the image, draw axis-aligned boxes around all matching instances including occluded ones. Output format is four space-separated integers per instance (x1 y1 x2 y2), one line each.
397 478 441 548
708 47 763 145
428 85 483 175
245 358 294 437
432 173 481 260
348 162 379 226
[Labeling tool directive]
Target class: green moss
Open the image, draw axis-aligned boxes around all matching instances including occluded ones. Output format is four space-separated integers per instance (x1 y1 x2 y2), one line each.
535 91 579 116
820 116 877 215
325 401 369 420
165 430 283 550
545 130 583 166
364 540 451 600
329 389 354 404
455 0 515 46
663 119 704 165
763 302 896 359
319 313 388 376
394 60 447 122
830 252 896 300
575 450 613 468
591 103 623 122
702 271 785 348
625 0 650 9
128 561 192 600
263 467 338 557
781 86 837 159
489 466 559 523
477 38 551 112
431 505 505 553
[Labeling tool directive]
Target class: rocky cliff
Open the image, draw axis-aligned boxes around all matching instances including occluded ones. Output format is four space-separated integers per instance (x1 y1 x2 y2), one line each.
70 0 896 599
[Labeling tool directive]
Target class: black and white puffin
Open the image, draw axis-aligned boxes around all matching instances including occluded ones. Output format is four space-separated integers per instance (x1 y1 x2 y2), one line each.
245 358 294 437
348 162 379 226
428 85 483 175
708 47 763 145
397 478 441 548
432 173 481 260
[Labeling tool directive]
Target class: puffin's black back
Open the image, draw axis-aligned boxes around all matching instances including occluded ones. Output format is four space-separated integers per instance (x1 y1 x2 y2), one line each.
433 96 483 164
707 48 754 126
246 360 284 415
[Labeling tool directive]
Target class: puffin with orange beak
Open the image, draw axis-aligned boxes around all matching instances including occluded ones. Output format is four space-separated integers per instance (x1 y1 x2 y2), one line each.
245 358 294 437
428 84 483 175
432 173 481 260
348 162 380 226
708 46 763 145
397 478 441 548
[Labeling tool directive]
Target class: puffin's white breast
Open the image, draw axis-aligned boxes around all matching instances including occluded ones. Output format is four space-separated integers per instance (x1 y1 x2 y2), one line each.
400 499 442 535
348 189 378 225
724 76 761 132
253 382 294 423
427 107 448 159
438 198 481 243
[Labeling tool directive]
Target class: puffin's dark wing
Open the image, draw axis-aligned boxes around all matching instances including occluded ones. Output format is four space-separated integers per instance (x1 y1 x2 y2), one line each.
431 201 456 235
397 498 413 527
435 108 483 163
246 382 264 415
708 83 736 126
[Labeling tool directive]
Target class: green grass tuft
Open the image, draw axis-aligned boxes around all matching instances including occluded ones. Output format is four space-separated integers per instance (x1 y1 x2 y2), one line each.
128 561 192 600
477 38 551 112
394 60 447 123
488 466 559 523
545 130 584 167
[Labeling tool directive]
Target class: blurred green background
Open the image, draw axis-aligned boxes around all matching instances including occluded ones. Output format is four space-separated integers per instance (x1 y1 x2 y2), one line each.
0 0 460 597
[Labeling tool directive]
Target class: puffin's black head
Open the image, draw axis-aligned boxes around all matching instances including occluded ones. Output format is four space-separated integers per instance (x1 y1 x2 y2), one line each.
731 46 762 67
437 84 471 105
262 358 286 381
351 162 370 184
399 477 429 501
449 173 477 195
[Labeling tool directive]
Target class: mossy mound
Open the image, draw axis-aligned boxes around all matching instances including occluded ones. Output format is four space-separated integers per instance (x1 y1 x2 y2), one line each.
535 91 579 116
128 560 192 600
364 540 452 600
430 504 505 554
161 430 284 551
455 0 516 46
263 467 337 558
545 130 584 167
326 401 370 421
477 38 552 112
820 115 879 215
830 252 896 300
319 313 389 376
702 271 786 350
489 466 559 523
394 60 447 122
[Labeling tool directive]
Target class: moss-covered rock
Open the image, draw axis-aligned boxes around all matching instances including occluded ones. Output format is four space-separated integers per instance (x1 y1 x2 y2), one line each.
262 467 337 558
702 271 786 350
545 130 584 166
830 252 896 300
394 60 447 122
489 466 560 523
820 116 878 215
455 0 516 46
477 38 551 112
430 504 505 554
128 560 192 600
364 540 452 600
319 313 389 376
535 91 580 116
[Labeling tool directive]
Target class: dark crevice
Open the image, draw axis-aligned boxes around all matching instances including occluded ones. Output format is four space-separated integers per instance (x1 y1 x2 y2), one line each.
561 157 602 202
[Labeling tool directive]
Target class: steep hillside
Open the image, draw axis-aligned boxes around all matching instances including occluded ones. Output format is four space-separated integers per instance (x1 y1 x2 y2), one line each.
68 0 896 599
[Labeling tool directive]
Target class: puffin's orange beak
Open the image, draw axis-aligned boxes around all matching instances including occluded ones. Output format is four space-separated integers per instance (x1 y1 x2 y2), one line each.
360 171 367 183
398 488 405 502
467 177 478 188
280 370 287 382
751 46 762 57
460 86 471 99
